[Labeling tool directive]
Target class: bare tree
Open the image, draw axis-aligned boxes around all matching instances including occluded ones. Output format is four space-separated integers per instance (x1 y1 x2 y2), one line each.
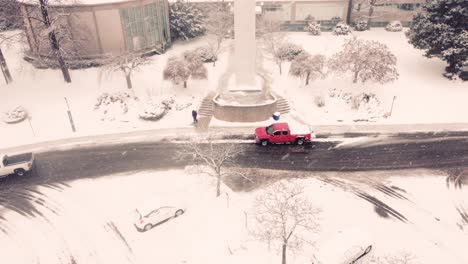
178 138 246 197
0 33 17 84
101 53 151 89
183 49 208 80
19 0 94 83
0 0 22 84
259 18 286 74
163 51 207 88
163 56 190 88
353 0 392 29
329 37 398 84
204 3 233 66
252 180 321 264
289 52 326 86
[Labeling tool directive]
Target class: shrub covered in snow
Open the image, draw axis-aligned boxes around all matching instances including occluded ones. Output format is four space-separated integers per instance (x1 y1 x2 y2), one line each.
354 20 368 31
350 93 384 121
138 100 168 121
94 92 131 121
314 96 325 108
3 106 28 124
160 96 175 110
276 42 305 62
193 46 217 63
333 23 351 35
307 22 321 36
385 21 403 32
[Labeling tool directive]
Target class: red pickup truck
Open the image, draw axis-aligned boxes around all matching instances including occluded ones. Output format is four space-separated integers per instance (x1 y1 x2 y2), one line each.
255 122 315 146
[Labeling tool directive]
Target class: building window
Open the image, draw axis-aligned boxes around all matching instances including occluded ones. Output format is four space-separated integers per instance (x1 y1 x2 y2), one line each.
120 2 162 51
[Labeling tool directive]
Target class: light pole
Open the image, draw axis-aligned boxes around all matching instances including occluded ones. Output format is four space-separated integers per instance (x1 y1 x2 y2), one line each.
64 97 76 132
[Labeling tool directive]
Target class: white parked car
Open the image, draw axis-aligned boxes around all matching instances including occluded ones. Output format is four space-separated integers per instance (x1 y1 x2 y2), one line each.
134 206 185 232
0 153 34 178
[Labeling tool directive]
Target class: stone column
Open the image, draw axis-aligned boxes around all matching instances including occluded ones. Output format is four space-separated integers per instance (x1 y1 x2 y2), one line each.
234 0 256 89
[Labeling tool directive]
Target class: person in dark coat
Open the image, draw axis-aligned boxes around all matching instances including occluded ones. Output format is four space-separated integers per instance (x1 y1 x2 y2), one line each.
192 110 198 123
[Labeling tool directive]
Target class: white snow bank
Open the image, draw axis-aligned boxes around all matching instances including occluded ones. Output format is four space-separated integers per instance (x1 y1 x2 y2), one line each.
0 170 467 264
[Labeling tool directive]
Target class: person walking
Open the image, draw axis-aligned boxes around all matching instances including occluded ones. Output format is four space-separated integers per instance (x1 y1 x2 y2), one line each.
192 110 198 123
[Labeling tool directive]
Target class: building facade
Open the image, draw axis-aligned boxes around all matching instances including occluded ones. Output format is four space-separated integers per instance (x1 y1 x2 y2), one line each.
20 0 171 65
189 0 425 31
351 0 424 27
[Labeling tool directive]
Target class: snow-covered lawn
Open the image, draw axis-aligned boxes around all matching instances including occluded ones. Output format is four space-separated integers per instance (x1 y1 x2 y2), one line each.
1 28 467 149
270 29 467 126
0 169 467 264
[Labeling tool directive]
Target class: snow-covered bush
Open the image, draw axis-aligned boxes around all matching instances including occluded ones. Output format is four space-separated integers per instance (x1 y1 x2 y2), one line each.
333 23 351 35
307 22 321 36
193 46 217 63
350 93 384 121
354 20 368 31
94 92 131 121
3 106 28 124
138 100 168 121
160 96 175 110
314 96 325 108
276 42 305 62
385 21 403 32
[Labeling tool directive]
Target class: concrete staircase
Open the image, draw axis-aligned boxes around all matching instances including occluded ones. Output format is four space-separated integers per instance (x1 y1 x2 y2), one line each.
198 93 215 117
275 95 291 114
195 92 216 131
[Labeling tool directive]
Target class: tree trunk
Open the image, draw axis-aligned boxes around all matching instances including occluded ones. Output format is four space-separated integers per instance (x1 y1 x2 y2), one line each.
0 48 13 84
183 80 187 88
353 71 359 83
305 72 310 85
216 174 221 197
367 4 374 29
346 0 354 24
213 60 216 67
125 74 132 89
281 244 287 264
39 0 71 83
279 63 282 75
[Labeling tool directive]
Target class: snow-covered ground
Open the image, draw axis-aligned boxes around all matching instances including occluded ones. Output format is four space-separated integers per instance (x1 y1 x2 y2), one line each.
0 169 467 264
1 28 467 149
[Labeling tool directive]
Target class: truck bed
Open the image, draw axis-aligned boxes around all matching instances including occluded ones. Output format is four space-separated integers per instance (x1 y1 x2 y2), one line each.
5 153 33 166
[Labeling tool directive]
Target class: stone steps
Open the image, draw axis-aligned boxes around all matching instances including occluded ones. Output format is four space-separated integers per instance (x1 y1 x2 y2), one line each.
198 92 216 117
275 95 291 114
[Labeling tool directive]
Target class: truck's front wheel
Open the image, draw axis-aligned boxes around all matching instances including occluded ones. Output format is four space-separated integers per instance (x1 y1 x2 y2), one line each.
14 169 26 176
296 138 304 145
261 140 269 147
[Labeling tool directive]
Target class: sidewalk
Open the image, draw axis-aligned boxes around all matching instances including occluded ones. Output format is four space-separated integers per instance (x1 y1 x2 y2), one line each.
3 123 468 154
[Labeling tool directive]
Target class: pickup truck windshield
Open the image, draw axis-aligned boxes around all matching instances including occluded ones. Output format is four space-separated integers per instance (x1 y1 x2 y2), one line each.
266 125 274 135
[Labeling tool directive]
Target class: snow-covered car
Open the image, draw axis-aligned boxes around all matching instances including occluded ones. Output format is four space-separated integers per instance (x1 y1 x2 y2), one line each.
0 153 34 178
385 21 403 31
134 206 185 232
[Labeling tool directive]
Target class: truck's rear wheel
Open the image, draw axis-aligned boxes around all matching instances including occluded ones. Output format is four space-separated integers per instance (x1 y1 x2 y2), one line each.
296 138 304 145
261 140 269 147
14 169 26 176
